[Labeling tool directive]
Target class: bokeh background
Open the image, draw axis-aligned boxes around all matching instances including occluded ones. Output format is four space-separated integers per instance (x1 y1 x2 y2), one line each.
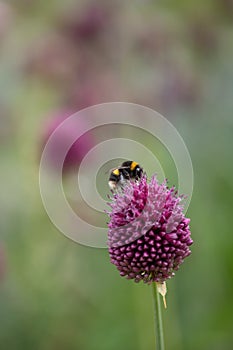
1 0 233 349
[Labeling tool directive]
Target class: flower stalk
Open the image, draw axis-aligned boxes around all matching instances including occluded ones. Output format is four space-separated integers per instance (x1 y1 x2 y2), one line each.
152 282 165 350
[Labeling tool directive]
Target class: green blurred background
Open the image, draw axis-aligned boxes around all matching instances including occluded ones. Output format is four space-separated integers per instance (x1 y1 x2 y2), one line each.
1 0 233 349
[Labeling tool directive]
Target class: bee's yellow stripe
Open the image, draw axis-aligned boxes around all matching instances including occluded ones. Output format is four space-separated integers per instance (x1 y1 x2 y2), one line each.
130 161 138 171
113 169 120 176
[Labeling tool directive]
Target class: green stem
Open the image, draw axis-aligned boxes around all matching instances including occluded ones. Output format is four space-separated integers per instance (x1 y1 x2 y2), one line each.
152 282 165 350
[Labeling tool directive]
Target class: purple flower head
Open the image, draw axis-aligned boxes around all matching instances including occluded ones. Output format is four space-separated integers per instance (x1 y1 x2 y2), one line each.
61 4 110 42
107 175 193 283
40 109 94 173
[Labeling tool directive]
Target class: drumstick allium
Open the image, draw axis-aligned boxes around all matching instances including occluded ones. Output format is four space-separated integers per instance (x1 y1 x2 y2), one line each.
107 175 193 284
107 174 193 349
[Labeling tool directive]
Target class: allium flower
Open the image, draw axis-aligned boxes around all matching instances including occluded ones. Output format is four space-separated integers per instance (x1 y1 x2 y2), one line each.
107 175 193 284
40 109 94 172
61 4 109 42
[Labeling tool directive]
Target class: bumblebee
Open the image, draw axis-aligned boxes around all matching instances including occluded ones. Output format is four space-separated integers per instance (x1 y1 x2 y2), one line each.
108 160 143 190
